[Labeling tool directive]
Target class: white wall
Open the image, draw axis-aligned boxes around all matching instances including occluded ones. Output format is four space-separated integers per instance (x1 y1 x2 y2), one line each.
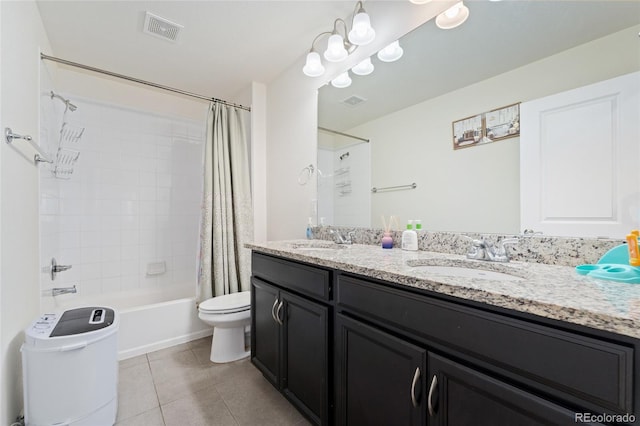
0 2 52 422
347 24 640 234
39 94 205 312
265 2 453 240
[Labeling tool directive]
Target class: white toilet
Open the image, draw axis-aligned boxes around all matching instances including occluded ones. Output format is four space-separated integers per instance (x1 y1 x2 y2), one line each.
198 291 251 363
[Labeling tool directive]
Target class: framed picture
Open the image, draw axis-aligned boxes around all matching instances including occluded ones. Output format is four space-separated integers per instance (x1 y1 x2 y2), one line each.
452 113 483 150
485 103 520 141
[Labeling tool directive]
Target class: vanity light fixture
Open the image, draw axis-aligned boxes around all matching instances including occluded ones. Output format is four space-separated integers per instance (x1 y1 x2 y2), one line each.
436 1 470 29
409 0 432 4
331 72 353 88
351 57 375 76
302 1 376 77
377 40 404 62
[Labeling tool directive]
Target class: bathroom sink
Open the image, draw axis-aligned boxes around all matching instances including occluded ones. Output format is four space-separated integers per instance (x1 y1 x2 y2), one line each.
406 258 526 282
289 241 348 251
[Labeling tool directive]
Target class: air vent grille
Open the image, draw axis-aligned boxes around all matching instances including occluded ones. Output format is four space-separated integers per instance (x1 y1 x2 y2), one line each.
143 12 183 42
341 95 367 107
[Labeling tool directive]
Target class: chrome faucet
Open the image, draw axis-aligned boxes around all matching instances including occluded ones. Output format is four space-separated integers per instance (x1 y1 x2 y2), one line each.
52 285 77 296
329 229 355 244
466 238 519 262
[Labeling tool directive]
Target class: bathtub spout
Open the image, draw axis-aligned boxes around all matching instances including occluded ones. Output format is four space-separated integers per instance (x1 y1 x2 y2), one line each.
52 285 77 296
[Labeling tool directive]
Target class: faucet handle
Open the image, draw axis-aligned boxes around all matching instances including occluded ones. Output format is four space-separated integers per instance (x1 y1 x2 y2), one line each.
499 238 519 248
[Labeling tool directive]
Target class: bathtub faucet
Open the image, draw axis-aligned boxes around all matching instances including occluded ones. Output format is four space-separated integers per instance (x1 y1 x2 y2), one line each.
52 285 77 296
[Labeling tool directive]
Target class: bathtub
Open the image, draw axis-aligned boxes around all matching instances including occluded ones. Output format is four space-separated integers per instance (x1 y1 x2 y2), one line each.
41 286 211 360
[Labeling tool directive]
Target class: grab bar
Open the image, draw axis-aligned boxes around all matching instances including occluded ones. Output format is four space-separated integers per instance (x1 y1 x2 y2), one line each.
371 182 417 193
5 127 53 164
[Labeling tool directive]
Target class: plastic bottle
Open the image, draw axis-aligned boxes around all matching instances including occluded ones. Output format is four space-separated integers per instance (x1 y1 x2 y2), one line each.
414 220 422 231
627 231 640 266
306 218 313 240
401 220 418 251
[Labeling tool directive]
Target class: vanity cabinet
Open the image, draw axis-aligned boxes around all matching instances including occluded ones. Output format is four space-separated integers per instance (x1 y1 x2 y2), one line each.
251 253 331 426
336 273 635 425
250 251 638 426
335 314 426 426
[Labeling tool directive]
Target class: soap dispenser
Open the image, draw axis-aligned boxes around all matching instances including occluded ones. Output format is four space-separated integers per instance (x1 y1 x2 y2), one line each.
402 220 418 251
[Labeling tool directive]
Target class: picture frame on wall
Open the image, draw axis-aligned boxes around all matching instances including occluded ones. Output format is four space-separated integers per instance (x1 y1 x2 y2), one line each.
485 103 520 142
452 113 483 150
452 103 520 150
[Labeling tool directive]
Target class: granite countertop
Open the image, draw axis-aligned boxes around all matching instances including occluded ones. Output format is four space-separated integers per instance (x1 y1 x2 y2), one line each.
246 240 640 339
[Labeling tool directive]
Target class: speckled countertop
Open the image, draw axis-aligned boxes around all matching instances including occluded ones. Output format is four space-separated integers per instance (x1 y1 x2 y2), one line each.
247 240 640 339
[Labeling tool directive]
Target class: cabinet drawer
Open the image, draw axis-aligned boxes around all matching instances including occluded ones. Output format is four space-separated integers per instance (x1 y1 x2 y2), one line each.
337 274 634 414
252 252 331 301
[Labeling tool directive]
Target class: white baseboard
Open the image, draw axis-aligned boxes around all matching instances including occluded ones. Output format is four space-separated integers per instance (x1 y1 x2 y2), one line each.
118 328 212 360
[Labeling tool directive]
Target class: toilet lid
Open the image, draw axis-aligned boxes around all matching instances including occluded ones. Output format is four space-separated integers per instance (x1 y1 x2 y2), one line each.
199 291 251 314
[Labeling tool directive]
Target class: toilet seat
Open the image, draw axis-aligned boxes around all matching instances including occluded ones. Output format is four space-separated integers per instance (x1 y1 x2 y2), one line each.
199 291 250 314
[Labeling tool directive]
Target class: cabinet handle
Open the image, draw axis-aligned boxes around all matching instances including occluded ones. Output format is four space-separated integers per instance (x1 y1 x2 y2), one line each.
275 300 284 325
410 367 421 408
271 298 279 323
428 374 438 417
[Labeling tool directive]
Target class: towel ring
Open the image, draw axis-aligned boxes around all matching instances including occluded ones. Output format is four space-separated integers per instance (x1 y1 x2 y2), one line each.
298 164 315 185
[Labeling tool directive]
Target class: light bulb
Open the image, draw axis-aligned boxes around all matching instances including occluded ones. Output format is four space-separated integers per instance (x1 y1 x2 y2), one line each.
324 34 348 62
352 57 374 76
377 40 403 63
436 1 470 29
409 0 432 3
348 12 375 45
331 72 352 88
303 52 325 77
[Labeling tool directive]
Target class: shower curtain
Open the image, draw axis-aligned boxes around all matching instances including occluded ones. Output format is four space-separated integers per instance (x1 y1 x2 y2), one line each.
197 102 253 302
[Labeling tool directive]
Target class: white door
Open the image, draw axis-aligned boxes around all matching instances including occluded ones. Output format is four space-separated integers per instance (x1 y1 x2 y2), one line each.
520 71 640 239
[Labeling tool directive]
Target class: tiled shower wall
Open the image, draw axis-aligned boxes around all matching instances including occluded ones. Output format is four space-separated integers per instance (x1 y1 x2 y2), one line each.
40 94 206 307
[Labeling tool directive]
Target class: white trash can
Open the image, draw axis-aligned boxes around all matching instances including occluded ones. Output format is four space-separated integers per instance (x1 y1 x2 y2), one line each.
21 307 119 426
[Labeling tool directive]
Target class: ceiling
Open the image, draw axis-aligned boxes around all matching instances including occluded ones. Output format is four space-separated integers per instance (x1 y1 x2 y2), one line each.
36 0 360 102
36 1 640 119
318 0 640 131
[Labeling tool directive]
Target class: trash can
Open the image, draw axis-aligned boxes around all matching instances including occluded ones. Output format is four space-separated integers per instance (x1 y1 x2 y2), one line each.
21 307 119 426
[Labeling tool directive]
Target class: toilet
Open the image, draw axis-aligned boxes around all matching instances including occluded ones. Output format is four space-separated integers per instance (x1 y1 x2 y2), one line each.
198 291 251 363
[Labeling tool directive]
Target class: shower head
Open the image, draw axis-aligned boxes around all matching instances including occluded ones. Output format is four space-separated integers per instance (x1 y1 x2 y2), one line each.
51 91 78 112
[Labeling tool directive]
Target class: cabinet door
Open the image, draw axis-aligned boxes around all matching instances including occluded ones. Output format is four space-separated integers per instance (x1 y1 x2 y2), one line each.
282 291 329 425
336 314 426 426
427 353 601 426
251 277 280 386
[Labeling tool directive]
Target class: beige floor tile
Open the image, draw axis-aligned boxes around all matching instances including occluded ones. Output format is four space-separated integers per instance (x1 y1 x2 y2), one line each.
146 342 192 361
216 370 306 426
161 387 238 426
188 335 212 351
115 407 165 426
119 354 149 370
117 362 159 422
150 350 218 405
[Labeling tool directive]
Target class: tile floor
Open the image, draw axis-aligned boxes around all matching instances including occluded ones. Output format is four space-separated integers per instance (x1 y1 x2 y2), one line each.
115 337 310 426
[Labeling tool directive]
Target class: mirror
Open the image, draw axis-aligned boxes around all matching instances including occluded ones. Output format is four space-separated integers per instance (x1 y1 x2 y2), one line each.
317 1 640 235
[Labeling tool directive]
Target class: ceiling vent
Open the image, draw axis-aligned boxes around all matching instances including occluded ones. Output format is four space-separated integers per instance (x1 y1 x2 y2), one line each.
341 95 367 107
143 12 183 42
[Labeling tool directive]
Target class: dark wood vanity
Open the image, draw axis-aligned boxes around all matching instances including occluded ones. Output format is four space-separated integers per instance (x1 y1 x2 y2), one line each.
250 251 639 426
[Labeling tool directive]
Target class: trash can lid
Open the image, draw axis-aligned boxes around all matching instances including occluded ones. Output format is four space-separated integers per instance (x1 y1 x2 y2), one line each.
50 307 116 337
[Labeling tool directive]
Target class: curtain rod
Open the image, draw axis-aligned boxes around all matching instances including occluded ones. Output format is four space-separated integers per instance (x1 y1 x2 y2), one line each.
318 126 369 143
40 53 251 112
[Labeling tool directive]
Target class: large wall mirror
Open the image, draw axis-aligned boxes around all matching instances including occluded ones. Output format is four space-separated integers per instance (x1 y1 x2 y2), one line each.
317 1 640 236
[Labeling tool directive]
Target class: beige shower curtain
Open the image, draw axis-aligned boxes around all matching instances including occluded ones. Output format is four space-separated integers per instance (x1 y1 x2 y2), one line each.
197 102 253 302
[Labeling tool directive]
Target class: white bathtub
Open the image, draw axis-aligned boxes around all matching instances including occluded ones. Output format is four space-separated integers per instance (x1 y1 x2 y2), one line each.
41 287 211 360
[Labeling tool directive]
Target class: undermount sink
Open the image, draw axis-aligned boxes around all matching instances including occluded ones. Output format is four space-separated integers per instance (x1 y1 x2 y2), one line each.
406 258 526 282
290 241 348 251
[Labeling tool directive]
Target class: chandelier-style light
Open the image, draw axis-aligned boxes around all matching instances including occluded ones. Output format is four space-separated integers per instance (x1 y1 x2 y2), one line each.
302 1 376 78
435 1 470 29
351 57 374 76
331 72 353 88
377 40 403 62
